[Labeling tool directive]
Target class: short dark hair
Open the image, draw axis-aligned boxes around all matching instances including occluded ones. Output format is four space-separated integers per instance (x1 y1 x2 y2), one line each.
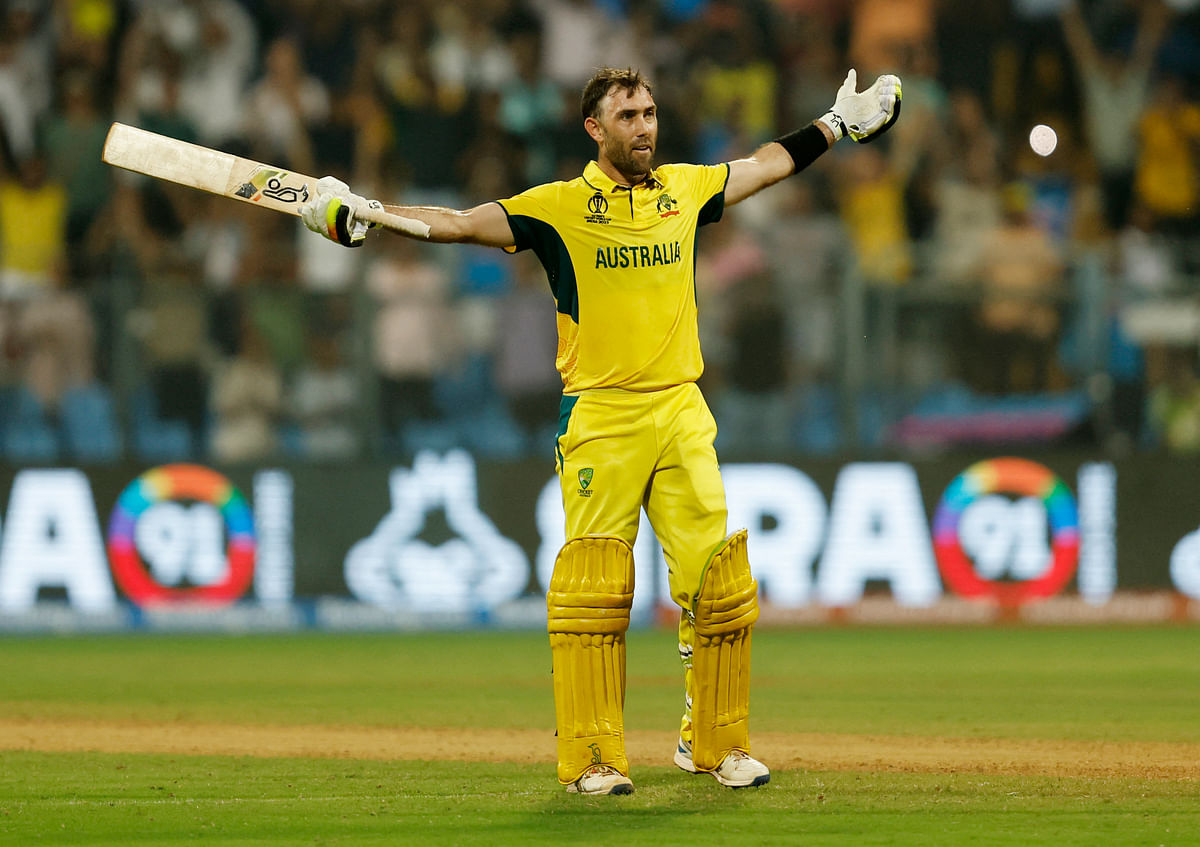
580 67 653 120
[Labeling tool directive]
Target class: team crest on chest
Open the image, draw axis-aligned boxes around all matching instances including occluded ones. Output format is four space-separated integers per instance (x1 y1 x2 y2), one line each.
656 193 680 217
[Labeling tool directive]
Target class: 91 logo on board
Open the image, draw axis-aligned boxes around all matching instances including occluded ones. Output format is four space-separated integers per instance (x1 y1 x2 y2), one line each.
933 458 1079 606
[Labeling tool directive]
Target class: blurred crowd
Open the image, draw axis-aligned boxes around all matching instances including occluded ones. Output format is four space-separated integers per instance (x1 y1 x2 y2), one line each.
2 0 1200 466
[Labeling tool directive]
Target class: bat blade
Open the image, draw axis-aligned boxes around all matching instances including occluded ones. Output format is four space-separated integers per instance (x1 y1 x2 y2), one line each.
101 122 432 238
101 122 311 216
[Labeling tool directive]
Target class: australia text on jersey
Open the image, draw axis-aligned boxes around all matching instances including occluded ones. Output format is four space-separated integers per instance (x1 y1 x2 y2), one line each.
594 241 682 269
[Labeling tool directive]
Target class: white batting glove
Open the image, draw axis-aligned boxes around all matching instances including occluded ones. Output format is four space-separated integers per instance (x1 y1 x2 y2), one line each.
818 70 902 144
301 176 375 248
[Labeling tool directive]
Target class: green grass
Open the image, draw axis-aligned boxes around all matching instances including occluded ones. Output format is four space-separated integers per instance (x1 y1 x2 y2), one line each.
0 753 1193 846
0 626 1197 845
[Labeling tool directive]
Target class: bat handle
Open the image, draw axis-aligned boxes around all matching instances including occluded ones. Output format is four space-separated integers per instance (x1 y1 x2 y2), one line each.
358 202 432 240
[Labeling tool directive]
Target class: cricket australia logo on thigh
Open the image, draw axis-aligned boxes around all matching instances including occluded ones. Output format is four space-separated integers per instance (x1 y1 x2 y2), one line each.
577 468 594 497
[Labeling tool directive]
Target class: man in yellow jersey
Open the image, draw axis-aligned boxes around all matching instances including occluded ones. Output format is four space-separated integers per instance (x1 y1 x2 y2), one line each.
302 66 901 795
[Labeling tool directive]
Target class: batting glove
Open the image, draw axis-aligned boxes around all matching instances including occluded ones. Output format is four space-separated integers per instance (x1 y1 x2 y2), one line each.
818 70 902 144
301 176 376 247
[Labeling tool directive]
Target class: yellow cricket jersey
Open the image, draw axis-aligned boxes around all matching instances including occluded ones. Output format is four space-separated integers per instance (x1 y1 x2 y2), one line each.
497 160 729 393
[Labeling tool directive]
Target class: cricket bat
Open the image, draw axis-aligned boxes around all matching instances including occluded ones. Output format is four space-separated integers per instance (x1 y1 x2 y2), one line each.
101 122 431 238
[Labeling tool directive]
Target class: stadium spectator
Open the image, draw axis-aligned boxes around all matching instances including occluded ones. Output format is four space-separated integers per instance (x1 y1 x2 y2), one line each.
428 2 517 95
0 1 53 147
0 154 93 414
497 30 566 185
493 253 562 442
1146 344 1200 454
529 0 629 88
929 91 1003 286
365 236 456 451
1060 0 1169 233
241 36 329 174
694 215 770 388
370 5 475 196
126 0 259 148
0 29 38 169
1134 72 1200 238
849 0 935 75
692 3 780 161
12 283 95 415
760 178 847 383
0 154 66 299
102 176 213 448
717 272 793 456
836 144 913 287
40 69 111 268
965 181 1066 395
210 321 284 463
287 331 360 460
54 0 118 75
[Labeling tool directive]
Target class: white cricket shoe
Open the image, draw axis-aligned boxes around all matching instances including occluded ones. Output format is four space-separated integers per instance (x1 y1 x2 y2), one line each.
565 765 635 795
674 738 770 788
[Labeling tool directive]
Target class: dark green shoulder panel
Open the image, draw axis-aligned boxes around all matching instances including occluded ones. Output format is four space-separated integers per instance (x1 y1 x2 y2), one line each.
503 212 579 322
697 163 729 227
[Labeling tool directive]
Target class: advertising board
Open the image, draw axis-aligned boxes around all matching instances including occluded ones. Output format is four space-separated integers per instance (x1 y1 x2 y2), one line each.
0 451 1194 630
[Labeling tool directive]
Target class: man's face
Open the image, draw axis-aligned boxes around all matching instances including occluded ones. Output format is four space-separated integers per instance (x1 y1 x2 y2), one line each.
593 85 658 182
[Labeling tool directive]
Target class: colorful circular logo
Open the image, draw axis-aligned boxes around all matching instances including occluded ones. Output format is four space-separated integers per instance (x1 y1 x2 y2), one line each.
933 458 1079 605
107 464 255 605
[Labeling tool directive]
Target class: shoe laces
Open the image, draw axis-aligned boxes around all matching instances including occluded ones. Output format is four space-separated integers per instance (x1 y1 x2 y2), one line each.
583 765 619 777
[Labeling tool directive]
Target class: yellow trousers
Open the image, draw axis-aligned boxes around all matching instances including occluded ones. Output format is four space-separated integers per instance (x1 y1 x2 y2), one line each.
556 382 728 750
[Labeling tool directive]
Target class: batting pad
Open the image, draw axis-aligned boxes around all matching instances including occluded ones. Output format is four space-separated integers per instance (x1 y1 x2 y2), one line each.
546 535 635 784
690 529 759 772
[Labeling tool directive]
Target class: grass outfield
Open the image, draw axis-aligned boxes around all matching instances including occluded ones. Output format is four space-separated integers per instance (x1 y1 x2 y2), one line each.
0 626 1197 845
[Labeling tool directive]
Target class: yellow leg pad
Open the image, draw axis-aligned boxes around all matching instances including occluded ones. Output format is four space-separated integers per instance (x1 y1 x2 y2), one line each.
690 529 759 772
547 535 635 784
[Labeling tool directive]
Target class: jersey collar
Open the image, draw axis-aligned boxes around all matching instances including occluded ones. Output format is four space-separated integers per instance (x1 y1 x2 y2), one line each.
583 160 662 192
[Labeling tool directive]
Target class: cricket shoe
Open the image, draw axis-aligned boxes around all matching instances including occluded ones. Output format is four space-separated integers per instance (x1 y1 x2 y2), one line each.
674 739 770 788
565 765 634 795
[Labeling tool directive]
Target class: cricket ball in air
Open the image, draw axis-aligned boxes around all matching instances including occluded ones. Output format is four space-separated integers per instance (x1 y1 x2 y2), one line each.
1029 124 1057 157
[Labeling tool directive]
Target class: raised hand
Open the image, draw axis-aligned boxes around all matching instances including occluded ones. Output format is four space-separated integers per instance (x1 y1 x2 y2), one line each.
819 70 903 144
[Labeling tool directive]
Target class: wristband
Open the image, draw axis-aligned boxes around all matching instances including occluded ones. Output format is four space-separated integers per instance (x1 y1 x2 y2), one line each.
774 124 830 174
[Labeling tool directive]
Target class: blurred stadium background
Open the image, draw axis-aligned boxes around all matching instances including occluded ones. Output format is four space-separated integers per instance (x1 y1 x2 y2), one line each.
1 0 1200 630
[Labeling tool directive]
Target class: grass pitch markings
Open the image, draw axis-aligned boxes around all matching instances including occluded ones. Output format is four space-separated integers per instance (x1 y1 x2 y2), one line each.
0 718 1195 780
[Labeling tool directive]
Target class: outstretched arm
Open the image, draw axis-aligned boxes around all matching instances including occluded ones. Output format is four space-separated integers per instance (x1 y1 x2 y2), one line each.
374 199 515 247
301 177 515 248
726 123 835 206
1060 1 1100 71
1129 0 1171 78
725 69 901 207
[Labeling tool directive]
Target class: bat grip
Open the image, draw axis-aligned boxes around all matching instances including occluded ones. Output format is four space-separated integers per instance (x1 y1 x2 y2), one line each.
358 203 432 239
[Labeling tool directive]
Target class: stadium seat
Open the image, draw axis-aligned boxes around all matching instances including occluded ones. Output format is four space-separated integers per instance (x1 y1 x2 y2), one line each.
131 385 196 461
792 383 841 455
401 420 461 454
455 402 527 459
60 383 122 463
2 386 60 463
